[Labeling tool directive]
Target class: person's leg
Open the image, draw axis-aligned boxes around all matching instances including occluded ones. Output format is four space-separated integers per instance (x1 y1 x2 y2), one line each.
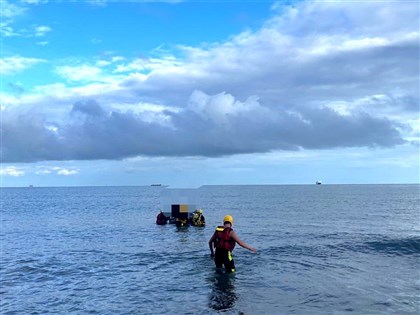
224 250 235 273
214 249 224 268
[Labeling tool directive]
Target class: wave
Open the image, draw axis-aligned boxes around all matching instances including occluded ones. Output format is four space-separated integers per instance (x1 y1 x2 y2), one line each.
264 235 420 259
361 236 420 256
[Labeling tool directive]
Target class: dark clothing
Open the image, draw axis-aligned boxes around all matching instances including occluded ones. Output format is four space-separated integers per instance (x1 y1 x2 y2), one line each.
156 212 169 225
175 218 189 227
210 222 256 273
215 248 235 273
191 212 205 226
213 226 236 272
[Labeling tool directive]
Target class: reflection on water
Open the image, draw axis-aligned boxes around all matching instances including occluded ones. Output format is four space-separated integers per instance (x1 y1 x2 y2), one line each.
208 270 237 312
175 225 190 244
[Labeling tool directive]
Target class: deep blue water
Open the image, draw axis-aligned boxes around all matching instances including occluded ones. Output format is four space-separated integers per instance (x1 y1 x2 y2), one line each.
1 185 419 314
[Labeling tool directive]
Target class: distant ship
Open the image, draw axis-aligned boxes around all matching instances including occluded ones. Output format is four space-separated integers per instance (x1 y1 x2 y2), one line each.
151 184 162 186
316 181 322 185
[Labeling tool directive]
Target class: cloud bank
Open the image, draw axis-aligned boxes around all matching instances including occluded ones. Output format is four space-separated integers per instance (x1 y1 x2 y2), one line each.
1 1 418 163
1 92 407 162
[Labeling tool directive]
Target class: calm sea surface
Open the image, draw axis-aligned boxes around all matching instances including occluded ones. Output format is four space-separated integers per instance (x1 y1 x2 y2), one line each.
1 185 419 314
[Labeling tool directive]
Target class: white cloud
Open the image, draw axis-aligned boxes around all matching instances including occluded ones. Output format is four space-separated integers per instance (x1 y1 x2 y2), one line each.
56 168 79 176
113 56 182 74
111 56 125 63
35 25 51 37
55 64 104 82
1 23 19 37
188 90 265 125
1 1 26 18
0 56 46 75
95 56 124 67
36 167 79 176
1 166 25 176
0 1 51 37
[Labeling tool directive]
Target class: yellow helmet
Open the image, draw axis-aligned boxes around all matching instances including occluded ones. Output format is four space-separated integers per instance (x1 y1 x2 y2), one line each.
196 209 202 214
223 214 233 224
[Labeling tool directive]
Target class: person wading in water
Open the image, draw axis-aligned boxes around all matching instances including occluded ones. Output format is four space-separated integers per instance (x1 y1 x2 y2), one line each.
208 214 256 272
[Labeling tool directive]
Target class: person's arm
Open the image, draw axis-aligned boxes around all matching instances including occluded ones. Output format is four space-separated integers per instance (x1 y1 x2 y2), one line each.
230 230 256 252
208 231 217 257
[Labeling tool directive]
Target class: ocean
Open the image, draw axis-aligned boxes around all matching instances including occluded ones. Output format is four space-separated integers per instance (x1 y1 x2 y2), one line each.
1 185 419 314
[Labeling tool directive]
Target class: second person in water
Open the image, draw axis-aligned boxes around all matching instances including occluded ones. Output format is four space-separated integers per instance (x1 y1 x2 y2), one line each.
208 214 256 273
191 209 206 227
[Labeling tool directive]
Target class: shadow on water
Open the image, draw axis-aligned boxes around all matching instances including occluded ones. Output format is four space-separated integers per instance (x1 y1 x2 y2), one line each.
208 270 238 313
174 225 190 243
175 226 190 232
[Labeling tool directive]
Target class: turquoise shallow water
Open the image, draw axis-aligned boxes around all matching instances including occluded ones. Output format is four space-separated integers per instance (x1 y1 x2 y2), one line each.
1 185 419 314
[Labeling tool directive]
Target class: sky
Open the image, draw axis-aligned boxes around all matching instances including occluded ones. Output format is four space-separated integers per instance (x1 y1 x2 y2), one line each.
0 0 419 187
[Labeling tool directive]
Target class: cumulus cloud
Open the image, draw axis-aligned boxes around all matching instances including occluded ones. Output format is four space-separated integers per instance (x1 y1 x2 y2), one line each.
55 168 79 176
35 166 79 176
111 3 418 116
1 91 407 163
1 1 418 163
1 166 25 176
1 56 46 75
55 65 104 82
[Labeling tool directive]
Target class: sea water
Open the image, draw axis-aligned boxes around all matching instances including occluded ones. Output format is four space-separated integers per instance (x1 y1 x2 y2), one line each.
1 185 419 314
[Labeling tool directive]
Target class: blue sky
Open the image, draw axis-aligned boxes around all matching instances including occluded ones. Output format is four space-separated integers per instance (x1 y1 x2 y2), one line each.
1 0 419 187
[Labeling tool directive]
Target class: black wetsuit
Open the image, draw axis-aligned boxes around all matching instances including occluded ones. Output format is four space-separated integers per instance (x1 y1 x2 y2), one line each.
214 227 236 272
215 248 235 272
